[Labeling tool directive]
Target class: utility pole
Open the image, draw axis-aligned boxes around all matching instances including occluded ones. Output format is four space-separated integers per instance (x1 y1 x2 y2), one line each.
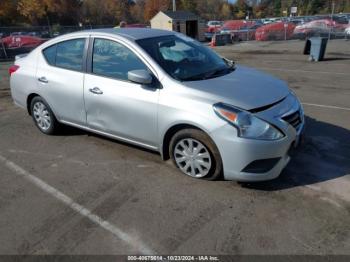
328 1 335 40
173 0 176 12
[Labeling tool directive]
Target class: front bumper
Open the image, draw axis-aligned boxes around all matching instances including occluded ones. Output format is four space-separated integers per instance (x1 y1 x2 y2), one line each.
211 123 303 181
210 98 304 182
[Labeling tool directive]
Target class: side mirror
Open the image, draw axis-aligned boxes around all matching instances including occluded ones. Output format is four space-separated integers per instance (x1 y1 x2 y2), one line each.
128 69 153 85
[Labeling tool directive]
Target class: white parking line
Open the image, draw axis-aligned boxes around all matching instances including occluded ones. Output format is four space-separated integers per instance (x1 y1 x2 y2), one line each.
0 154 154 255
302 103 350 111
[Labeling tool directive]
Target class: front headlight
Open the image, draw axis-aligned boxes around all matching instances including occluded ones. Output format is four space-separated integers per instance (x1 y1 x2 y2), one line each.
213 103 284 140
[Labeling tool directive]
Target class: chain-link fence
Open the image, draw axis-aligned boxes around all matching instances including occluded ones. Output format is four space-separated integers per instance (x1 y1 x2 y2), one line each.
0 25 114 60
1 21 350 60
208 22 350 44
205 14 350 44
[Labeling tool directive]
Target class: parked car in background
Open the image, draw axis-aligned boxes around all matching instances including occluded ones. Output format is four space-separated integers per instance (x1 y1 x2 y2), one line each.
10 32 27 36
228 24 262 41
345 26 350 36
261 18 273 24
219 20 256 41
205 21 223 40
333 15 349 25
289 18 305 25
293 19 348 38
221 20 256 32
262 18 283 24
9 28 304 181
0 35 46 58
27 31 42 37
1 35 46 49
207 21 223 31
255 22 296 41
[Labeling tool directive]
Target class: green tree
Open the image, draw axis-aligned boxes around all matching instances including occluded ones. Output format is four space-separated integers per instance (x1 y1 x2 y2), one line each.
307 0 326 14
221 3 233 20
144 0 170 21
0 0 20 25
17 0 47 25
195 0 223 20
233 0 252 19
274 0 282 16
130 0 146 23
179 0 197 13
113 0 132 22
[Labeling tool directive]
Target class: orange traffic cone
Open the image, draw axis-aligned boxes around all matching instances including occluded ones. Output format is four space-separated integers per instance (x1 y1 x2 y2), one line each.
210 34 216 47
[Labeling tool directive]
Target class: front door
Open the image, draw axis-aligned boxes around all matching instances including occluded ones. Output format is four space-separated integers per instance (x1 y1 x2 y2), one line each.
84 38 159 148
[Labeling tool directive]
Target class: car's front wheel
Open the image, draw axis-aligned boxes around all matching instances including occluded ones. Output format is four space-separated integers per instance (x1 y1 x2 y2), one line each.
169 129 223 180
30 96 59 135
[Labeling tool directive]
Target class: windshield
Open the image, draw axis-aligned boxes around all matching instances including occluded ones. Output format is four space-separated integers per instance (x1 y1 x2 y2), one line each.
136 34 234 81
209 21 221 26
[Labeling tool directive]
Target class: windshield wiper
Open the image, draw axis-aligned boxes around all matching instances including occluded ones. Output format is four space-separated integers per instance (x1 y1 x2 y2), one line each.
180 72 209 81
203 67 231 79
181 66 234 81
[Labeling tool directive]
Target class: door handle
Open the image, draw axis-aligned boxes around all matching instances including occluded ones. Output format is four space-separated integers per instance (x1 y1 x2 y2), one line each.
38 76 48 83
89 87 103 95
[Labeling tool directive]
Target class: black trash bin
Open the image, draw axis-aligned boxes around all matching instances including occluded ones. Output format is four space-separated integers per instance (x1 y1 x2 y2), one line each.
303 37 328 61
212 33 232 46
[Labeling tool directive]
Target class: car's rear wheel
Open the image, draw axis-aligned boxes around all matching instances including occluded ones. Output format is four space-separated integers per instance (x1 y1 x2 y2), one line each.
30 96 59 135
169 129 223 180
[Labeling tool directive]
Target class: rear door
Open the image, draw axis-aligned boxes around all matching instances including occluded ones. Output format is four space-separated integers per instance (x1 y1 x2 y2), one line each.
36 38 88 125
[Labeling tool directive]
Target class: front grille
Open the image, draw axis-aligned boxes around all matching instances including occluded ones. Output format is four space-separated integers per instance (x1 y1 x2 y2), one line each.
282 110 302 130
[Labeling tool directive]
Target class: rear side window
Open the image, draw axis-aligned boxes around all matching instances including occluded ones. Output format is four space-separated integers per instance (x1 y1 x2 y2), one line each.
92 38 148 81
56 39 85 71
42 38 86 71
43 45 56 65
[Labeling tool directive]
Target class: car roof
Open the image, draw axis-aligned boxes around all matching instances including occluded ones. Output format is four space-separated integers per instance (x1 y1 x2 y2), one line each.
81 28 175 41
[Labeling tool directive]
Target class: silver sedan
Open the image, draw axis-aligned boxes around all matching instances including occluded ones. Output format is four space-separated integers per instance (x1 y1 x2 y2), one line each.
9 28 304 181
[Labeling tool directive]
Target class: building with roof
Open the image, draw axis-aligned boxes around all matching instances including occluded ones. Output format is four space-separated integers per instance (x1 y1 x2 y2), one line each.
150 11 206 41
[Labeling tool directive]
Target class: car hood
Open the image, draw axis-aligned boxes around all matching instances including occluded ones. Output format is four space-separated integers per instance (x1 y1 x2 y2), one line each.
183 65 290 111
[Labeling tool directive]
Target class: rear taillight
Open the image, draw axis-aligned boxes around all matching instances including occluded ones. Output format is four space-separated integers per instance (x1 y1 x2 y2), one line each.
9 65 20 76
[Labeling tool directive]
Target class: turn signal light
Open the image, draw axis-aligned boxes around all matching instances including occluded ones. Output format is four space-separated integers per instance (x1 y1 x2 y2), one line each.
217 109 237 122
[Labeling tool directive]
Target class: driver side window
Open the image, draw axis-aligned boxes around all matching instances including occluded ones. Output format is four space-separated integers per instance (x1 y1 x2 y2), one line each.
92 38 148 81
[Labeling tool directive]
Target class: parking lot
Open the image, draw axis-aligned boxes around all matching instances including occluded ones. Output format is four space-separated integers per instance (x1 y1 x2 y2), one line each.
0 39 349 255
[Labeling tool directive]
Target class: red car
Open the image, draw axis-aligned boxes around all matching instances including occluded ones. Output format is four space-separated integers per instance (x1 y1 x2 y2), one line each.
206 21 223 34
294 19 348 38
1 35 46 49
220 20 256 32
0 35 46 58
227 24 262 41
255 22 296 41
220 20 258 41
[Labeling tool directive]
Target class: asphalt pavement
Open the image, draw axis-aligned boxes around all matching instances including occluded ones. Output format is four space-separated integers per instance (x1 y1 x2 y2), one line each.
0 39 349 255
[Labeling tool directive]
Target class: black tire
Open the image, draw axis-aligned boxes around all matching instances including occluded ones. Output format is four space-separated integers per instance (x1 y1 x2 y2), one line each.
30 96 60 135
169 128 223 180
